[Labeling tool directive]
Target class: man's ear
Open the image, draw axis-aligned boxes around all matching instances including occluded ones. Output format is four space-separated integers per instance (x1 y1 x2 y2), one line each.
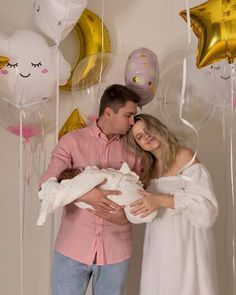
104 106 112 118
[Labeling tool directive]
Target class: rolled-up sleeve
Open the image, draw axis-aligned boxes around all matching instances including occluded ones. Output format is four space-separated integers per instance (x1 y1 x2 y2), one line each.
40 133 74 185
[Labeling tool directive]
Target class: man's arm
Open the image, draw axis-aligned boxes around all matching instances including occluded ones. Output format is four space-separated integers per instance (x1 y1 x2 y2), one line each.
79 180 122 212
40 134 73 185
40 134 125 213
87 207 129 225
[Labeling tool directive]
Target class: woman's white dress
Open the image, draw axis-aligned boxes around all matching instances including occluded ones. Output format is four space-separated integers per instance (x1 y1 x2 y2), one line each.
139 164 219 295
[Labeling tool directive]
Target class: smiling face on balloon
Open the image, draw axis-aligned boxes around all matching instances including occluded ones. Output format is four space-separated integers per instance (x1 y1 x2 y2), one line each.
0 30 70 106
3 57 48 79
207 62 235 81
204 61 236 107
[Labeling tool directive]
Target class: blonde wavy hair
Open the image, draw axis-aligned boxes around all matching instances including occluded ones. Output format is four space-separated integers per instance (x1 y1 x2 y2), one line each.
124 114 181 186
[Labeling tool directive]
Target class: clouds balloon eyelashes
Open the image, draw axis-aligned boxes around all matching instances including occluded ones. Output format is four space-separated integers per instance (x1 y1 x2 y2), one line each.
31 62 42 68
7 62 18 68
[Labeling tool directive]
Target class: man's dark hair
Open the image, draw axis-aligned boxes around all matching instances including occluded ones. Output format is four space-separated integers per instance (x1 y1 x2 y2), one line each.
98 84 141 117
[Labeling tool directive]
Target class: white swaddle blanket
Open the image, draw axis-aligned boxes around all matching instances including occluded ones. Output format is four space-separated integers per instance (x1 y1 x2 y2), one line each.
37 162 157 225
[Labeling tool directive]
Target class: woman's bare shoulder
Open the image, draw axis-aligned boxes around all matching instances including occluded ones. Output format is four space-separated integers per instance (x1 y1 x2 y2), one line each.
175 147 200 169
164 147 199 177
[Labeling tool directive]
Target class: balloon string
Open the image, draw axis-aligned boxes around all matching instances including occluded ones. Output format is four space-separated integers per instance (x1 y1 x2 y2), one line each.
119 0 125 53
32 137 46 178
222 102 229 295
37 107 46 176
185 0 191 45
38 105 45 137
221 106 229 295
179 0 199 170
19 108 24 295
230 63 236 294
179 57 199 171
222 108 226 142
24 141 32 186
37 104 46 173
98 0 105 91
101 0 105 54
53 48 60 243
162 82 171 119
56 48 59 145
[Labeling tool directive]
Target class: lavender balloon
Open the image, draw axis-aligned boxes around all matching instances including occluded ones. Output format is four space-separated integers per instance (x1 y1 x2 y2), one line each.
124 47 159 107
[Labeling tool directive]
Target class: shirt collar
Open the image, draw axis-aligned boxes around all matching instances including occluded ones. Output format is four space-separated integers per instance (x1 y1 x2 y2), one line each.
91 120 120 142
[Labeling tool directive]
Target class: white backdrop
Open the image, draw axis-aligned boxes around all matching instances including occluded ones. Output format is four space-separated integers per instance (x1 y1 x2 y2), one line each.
0 0 233 294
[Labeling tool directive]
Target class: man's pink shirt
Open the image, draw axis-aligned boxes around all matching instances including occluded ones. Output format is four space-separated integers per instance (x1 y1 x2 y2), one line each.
41 122 141 265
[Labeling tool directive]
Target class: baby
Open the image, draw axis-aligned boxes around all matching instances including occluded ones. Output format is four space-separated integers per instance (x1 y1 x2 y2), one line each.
57 168 82 182
37 163 157 225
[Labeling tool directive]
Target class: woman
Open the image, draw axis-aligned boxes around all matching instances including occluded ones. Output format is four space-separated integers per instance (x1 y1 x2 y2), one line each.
124 114 219 295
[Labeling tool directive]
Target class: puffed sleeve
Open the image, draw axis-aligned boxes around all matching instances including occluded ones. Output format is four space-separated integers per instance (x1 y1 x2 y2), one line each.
173 164 218 228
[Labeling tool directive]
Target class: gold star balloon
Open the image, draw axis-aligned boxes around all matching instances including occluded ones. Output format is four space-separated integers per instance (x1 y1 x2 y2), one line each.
59 108 86 140
0 56 9 69
180 0 236 68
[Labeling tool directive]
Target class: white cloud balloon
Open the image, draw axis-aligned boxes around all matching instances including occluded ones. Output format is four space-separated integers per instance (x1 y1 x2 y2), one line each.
33 0 87 44
0 30 71 106
203 60 236 108
187 53 236 108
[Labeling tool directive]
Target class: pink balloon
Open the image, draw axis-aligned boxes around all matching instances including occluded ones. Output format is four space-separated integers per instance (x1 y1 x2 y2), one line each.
124 47 159 107
0 96 56 141
6 125 41 140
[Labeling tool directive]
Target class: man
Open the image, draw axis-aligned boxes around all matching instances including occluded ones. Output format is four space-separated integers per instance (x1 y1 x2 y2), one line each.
40 84 141 295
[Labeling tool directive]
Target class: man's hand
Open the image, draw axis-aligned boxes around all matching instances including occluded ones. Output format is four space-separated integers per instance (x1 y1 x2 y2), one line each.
87 207 129 225
79 180 122 213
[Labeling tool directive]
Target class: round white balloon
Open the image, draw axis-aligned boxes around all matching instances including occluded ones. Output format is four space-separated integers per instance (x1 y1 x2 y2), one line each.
33 0 87 44
72 53 125 125
158 52 215 135
0 30 71 106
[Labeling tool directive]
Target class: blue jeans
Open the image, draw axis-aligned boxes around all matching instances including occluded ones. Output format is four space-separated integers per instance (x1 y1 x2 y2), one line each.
52 251 129 295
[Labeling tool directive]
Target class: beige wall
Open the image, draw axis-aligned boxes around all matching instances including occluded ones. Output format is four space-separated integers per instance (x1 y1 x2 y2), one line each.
0 0 234 294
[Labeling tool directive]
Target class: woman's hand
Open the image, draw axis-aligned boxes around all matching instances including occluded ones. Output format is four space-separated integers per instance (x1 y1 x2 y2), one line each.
130 190 174 218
